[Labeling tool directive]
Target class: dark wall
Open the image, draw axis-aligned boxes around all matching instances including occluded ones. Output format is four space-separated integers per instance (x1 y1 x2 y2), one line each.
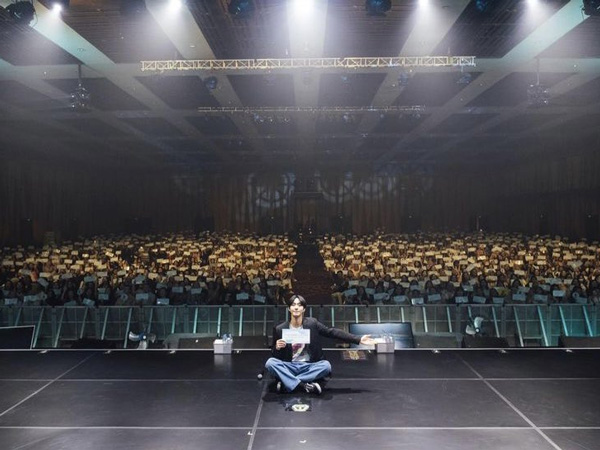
1 150 599 244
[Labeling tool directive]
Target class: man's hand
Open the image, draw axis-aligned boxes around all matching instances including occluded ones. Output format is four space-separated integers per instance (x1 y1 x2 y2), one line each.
360 334 376 346
275 339 287 350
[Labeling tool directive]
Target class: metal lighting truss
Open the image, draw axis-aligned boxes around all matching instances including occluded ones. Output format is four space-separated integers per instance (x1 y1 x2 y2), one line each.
141 56 476 72
196 106 424 114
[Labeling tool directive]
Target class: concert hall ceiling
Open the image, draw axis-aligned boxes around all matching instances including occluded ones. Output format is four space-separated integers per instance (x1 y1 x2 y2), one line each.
0 0 599 172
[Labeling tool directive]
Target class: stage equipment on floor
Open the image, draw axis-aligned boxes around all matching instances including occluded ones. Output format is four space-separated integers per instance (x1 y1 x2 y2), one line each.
462 335 509 348
0 326 34 349
466 316 485 336
349 322 415 349
559 335 600 348
129 331 156 350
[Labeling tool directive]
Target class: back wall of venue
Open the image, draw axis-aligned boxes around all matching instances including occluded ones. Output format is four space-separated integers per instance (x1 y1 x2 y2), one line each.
1 150 599 244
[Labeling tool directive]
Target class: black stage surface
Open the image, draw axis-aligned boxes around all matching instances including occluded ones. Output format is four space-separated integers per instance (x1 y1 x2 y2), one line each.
1 349 599 450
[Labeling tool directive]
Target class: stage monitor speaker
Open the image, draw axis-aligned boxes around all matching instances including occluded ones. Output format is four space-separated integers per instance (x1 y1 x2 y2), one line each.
349 323 414 349
462 335 509 348
70 338 117 349
0 326 34 349
166 334 268 349
177 337 215 349
233 336 269 349
414 334 460 349
559 335 600 348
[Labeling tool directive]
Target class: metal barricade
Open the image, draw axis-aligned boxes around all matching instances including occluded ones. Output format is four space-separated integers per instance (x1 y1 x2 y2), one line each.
0 304 597 349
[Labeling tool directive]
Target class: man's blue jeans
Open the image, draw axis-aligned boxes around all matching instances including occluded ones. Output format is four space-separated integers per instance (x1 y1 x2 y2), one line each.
265 357 331 392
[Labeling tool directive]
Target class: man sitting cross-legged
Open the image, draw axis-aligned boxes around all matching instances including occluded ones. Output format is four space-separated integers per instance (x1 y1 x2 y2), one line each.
265 294 375 394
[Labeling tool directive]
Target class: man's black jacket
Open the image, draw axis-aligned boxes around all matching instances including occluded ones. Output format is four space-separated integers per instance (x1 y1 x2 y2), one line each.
271 317 361 362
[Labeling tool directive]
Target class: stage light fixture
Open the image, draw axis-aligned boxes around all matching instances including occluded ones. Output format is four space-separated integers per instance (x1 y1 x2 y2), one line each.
475 0 490 12
204 76 218 90
293 0 314 17
169 0 182 13
583 0 600 15
52 0 69 9
457 67 472 85
6 1 35 25
228 0 253 16
365 0 391 16
398 72 410 87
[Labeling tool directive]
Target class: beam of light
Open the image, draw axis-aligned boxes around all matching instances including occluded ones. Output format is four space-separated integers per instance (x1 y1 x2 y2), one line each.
419 0 431 10
293 0 314 20
169 0 182 13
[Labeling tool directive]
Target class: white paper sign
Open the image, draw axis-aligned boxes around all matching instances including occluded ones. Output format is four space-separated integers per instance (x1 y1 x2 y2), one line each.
282 328 311 344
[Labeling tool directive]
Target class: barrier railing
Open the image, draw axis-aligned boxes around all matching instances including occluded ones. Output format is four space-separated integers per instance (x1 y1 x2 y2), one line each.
0 304 597 349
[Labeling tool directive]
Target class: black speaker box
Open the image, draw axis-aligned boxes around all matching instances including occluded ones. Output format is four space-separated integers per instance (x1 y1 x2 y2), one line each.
0 326 35 349
462 335 509 348
70 338 117 349
415 334 460 349
559 335 600 348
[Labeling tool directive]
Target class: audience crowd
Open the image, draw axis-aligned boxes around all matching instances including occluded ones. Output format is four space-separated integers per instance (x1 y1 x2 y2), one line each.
0 232 295 307
2 230 600 309
319 232 600 307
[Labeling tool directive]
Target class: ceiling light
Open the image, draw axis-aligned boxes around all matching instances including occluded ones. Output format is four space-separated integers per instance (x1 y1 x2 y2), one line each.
169 0 182 12
293 0 314 15
365 0 391 16
52 0 69 10
6 1 35 25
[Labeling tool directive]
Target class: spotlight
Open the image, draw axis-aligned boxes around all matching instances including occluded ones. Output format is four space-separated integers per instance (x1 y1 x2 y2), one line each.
52 0 69 10
169 0 182 12
6 1 35 25
398 72 410 87
228 0 253 16
293 0 314 17
204 76 218 90
583 0 600 15
475 0 491 12
457 72 472 85
365 0 391 16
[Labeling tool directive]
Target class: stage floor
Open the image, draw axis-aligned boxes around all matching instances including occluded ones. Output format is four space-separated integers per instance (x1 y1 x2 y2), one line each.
1 348 599 450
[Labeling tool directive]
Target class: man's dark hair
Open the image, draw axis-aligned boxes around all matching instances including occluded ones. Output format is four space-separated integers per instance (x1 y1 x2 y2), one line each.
287 294 307 308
